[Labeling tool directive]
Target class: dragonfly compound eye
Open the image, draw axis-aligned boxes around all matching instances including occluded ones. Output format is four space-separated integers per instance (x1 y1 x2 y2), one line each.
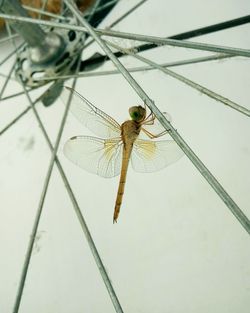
129 106 146 121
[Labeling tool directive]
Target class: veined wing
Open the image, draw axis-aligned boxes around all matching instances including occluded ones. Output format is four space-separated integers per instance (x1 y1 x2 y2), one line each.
131 138 183 173
64 136 123 178
61 86 121 138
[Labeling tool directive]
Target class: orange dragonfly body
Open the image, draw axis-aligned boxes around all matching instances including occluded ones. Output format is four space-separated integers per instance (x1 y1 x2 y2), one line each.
62 87 183 223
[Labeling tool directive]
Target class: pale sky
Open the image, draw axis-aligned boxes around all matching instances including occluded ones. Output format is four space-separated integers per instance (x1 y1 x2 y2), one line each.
0 0 250 312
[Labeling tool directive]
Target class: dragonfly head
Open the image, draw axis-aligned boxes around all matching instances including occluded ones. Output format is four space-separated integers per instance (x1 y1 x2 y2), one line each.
129 106 146 122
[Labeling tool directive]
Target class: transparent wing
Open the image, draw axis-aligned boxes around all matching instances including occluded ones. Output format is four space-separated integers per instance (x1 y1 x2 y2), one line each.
61 86 121 138
64 136 123 178
131 138 183 173
140 112 172 139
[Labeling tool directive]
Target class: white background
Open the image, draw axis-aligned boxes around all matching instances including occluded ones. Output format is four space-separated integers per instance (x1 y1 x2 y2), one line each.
0 0 250 312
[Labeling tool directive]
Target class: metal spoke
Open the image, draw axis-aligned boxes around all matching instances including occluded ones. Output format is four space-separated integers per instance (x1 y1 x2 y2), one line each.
12 80 124 313
69 6 126 312
0 106 31 136
6 21 18 49
106 40 250 117
0 90 26 101
1 13 249 58
0 86 44 138
33 53 233 82
172 15 250 39
13 84 123 313
0 33 19 45
84 0 148 49
0 86 41 102
97 28 250 57
0 72 17 81
88 0 118 15
65 0 250 236
0 3 248 313
0 42 24 67
85 0 102 21
109 0 147 28
13 48 122 313
38 0 50 20
0 23 18 100
128 15 250 55
22 4 66 21
0 59 16 99
13 74 78 313
12 29 80 309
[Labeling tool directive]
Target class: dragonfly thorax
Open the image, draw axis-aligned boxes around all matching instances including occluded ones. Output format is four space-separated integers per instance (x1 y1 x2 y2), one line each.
129 106 146 123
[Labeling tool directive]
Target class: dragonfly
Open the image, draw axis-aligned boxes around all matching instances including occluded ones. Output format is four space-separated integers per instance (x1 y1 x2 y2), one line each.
62 86 184 223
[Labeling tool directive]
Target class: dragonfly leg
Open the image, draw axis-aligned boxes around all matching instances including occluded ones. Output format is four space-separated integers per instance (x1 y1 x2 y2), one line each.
141 127 169 139
142 113 155 125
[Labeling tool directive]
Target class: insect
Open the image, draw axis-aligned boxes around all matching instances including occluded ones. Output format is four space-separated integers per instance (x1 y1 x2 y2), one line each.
62 87 183 223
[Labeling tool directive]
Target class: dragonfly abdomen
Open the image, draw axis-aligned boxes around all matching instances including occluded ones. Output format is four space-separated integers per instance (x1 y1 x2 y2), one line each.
113 141 133 223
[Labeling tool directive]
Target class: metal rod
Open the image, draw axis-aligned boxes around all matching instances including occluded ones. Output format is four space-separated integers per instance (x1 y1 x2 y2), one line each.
12 83 123 313
21 91 121 313
12 75 77 313
0 33 19 45
13 63 121 313
0 23 18 100
0 6 65 64
0 90 25 101
109 0 147 28
0 85 53 137
106 40 250 117
0 59 16 99
1 83 120 313
0 72 17 81
88 0 118 15
1 13 250 58
0 54 233 137
166 15 250 40
37 0 49 20
83 0 148 50
22 4 66 20
79 51 233 75
85 0 101 21
0 0 46 47
34 54 233 81
69 5 127 312
6 20 17 47
0 12 83 30
1 82 62 125
130 15 250 55
0 42 24 66
65 0 250 236
97 28 250 58
0 106 31 136
0 86 40 102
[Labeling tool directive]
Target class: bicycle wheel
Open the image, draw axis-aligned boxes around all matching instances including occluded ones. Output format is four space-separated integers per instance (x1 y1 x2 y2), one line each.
0 1 250 313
